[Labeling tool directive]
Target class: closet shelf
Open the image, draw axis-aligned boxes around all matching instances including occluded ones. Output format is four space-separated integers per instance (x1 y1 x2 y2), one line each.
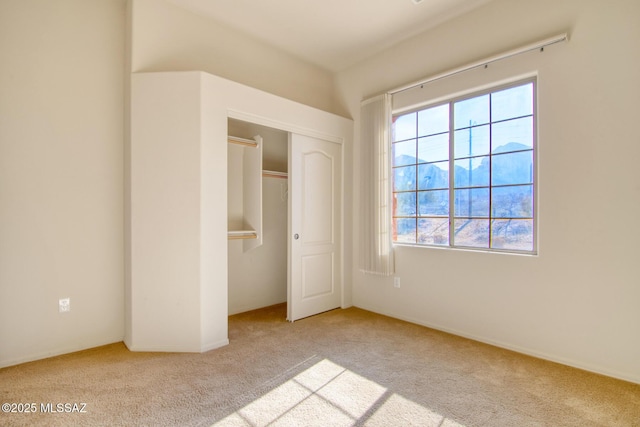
227 133 262 250
228 230 258 240
228 135 258 147
262 170 288 179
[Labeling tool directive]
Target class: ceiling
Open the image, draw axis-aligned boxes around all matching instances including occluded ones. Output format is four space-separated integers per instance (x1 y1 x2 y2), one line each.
166 0 493 72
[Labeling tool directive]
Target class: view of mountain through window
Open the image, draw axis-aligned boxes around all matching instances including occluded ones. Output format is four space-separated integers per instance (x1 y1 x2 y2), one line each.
391 80 536 253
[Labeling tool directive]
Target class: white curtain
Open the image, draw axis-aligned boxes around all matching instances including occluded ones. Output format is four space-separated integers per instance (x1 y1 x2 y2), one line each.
359 94 395 276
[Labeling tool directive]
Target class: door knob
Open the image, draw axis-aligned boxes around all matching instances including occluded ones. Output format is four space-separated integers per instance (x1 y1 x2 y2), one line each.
294 233 299 240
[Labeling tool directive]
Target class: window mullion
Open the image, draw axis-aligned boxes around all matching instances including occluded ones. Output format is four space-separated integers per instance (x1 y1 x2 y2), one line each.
448 101 455 247
415 116 419 244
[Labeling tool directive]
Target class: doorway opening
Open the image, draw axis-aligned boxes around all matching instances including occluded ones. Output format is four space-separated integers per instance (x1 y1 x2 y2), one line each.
227 118 289 317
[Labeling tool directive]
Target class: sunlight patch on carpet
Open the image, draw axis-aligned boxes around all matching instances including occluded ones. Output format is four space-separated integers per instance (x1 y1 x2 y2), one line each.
366 394 465 427
212 358 466 426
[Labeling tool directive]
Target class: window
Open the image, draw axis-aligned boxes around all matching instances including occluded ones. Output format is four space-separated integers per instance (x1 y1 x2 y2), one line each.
391 79 536 253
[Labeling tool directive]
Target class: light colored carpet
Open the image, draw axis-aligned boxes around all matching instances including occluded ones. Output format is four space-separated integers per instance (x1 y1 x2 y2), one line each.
1 304 638 426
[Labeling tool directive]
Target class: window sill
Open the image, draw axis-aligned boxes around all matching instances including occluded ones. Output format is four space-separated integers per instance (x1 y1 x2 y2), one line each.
392 242 538 257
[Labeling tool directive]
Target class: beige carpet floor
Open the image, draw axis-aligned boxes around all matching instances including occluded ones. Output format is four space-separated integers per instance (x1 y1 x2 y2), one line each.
1 304 639 426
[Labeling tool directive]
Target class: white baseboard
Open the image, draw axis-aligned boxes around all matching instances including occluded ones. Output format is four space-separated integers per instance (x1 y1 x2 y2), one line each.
123 339 229 354
0 336 124 369
229 299 287 316
2 336 230 368
355 304 640 385
201 339 230 353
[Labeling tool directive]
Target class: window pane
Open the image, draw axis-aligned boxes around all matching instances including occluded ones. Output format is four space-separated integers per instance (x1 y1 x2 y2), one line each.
418 104 449 136
418 218 449 245
492 185 533 218
418 190 449 216
417 162 449 190
454 94 489 130
393 112 416 142
453 219 489 248
393 166 416 191
418 134 449 163
491 219 533 251
394 218 416 243
492 116 533 151
454 157 489 187
454 188 489 217
454 124 490 158
394 192 416 216
391 79 536 253
492 83 533 122
492 151 533 185
393 139 416 166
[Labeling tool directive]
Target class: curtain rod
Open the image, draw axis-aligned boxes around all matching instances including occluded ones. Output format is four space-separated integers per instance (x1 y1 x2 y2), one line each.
388 32 569 95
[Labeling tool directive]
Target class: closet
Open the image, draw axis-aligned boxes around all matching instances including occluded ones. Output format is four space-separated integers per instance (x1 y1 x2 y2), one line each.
227 119 289 315
128 70 351 353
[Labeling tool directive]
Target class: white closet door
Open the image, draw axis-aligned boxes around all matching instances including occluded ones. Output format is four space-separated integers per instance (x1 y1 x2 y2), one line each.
288 133 342 321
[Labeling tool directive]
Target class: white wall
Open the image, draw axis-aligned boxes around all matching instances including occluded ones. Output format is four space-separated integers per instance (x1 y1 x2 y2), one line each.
127 1 349 315
129 72 230 352
0 0 126 367
130 0 339 115
0 0 349 367
338 0 640 383
6 0 634 385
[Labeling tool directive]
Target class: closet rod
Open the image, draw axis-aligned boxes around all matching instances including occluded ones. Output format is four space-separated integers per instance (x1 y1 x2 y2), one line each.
262 170 288 179
228 136 258 147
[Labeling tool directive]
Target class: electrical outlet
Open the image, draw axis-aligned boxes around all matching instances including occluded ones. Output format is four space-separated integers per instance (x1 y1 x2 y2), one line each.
393 277 401 288
59 298 70 313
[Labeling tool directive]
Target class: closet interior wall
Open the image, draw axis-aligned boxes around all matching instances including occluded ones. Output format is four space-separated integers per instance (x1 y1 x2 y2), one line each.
227 119 289 315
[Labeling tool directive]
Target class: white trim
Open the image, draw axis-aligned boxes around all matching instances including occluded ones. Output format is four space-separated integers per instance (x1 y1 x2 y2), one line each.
357 304 640 385
0 337 124 369
228 109 345 145
200 339 230 353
